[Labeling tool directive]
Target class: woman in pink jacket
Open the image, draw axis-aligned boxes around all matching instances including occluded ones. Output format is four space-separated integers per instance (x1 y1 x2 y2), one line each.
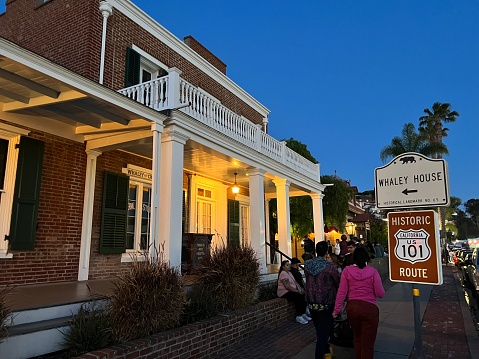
333 247 385 359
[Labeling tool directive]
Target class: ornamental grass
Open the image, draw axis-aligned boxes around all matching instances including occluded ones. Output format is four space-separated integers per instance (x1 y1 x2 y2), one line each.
0 286 11 342
197 244 260 311
61 300 112 356
108 254 185 343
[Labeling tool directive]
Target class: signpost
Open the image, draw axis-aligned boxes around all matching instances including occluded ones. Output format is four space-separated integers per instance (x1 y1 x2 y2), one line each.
375 152 449 209
374 152 449 359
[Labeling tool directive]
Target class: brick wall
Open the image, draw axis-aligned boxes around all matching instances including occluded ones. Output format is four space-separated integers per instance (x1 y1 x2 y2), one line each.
0 121 87 286
0 0 265 125
76 298 295 359
183 35 227 75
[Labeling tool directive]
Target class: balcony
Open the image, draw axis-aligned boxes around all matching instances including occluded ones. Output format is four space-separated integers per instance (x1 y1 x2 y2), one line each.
118 68 319 181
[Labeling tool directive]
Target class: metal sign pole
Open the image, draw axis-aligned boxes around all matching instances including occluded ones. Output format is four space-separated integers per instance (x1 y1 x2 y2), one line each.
412 284 423 359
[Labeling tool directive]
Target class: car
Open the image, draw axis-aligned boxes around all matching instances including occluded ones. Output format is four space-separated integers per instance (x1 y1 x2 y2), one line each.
465 248 479 295
457 250 473 286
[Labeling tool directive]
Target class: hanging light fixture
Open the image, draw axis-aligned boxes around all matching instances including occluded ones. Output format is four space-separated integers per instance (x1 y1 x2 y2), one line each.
232 172 240 194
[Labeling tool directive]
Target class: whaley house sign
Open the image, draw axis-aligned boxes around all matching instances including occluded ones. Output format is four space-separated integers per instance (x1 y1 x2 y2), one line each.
375 152 450 209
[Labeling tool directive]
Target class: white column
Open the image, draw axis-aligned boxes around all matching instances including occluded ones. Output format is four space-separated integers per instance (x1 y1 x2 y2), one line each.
167 67 182 109
0 135 22 258
264 198 271 264
248 168 267 274
273 178 292 258
159 127 188 268
149 123 163 261
310 193 325 246
78 150 102 280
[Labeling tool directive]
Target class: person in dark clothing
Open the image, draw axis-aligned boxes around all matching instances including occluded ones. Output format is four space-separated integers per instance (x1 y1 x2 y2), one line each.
342 240 356 268
305 241 340 359
302 236 315 261
290 257 305 289
339 234 349 257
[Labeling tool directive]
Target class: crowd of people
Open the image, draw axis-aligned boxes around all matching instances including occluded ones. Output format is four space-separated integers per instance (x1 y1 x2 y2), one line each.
276 234 386 359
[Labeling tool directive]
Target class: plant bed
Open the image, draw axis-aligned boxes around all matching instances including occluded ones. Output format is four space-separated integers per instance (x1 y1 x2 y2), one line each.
75 297 295 359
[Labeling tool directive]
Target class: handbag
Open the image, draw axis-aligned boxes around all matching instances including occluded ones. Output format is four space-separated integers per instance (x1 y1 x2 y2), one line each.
329 314 354 348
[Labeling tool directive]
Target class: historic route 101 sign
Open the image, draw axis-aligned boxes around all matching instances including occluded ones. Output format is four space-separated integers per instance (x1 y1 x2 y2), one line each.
388 210 443 285
375 152 449 209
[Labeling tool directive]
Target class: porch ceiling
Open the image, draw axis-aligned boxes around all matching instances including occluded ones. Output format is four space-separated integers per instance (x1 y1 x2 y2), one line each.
0 55 147 128
119 138 309 196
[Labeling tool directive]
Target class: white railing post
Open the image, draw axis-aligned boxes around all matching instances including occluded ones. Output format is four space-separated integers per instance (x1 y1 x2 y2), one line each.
280 141 287 164
254 124 262 151
167 67 182 109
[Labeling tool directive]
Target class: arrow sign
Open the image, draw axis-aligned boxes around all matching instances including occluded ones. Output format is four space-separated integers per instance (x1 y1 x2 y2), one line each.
374 152 450 209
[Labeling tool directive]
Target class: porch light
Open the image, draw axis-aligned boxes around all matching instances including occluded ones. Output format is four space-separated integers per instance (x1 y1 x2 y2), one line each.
232 172 240 194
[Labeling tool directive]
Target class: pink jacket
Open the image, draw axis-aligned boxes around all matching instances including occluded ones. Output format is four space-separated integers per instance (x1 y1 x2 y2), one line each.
333 264 385 316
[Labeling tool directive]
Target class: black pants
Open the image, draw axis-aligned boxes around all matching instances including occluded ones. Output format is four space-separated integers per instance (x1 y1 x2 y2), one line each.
281 291 306 316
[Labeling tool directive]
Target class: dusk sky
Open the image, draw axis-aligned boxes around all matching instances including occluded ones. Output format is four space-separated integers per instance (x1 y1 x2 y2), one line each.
3 1 477 205
131 0 479 205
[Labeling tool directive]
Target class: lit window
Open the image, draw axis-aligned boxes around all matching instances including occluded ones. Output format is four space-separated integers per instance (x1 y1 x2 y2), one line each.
126 182 151 251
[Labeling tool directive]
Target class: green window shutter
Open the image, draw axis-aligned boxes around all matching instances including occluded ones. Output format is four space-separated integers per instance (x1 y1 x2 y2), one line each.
9 137 44 250
125 47 140 88
228 199 240 246
100 172 128 254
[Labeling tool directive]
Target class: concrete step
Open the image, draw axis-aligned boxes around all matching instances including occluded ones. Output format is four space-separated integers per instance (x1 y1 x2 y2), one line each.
0 299 108 359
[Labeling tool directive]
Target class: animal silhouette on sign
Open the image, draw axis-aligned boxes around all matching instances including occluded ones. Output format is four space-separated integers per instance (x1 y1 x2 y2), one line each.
400 156 416 164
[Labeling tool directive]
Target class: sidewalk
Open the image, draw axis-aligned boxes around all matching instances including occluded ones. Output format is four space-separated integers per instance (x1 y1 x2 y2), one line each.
215 265 478 358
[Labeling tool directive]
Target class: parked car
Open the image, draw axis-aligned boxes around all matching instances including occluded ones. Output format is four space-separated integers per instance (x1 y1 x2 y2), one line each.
458 250 473 286
465 248 479 294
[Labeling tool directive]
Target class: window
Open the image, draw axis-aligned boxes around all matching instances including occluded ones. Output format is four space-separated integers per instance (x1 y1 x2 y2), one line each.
125 47 168 88
0 139 8 191
196 187 214 234
240 205 250 246
126 182 151 251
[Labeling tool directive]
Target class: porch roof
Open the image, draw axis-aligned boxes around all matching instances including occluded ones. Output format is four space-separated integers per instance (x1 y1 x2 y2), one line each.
0 37 166 131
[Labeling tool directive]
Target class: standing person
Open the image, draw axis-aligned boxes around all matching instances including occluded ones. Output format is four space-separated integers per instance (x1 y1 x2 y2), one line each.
277 260 310 324
339 234 349 257
342 240 356 268
374 242 383 258
334 238 341 256
304 241 341 359
302 235 315 261
333 247 385 359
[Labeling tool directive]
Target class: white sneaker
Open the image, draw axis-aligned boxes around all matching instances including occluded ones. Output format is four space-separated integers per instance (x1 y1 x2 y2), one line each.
296 315 308 324
302 314 312 321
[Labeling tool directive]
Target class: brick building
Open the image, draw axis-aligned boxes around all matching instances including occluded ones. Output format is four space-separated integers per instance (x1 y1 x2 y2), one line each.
0 0 326 288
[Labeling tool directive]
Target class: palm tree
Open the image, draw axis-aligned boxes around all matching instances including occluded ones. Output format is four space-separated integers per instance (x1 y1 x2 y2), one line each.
379 122 448 163
418 102 459 240
418 102 459 159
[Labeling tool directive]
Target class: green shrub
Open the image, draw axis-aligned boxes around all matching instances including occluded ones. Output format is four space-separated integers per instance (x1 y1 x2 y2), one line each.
257 281 278 302
197 244 260 311
0 286 12 342
108 256 185 343
61 300 112 356
180 284 219 325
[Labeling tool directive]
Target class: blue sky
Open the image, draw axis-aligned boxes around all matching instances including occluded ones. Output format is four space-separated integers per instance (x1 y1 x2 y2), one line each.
2 1 477 203
129 0 478 204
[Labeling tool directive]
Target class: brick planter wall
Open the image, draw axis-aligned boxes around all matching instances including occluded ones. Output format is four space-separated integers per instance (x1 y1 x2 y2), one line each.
76 298 295 359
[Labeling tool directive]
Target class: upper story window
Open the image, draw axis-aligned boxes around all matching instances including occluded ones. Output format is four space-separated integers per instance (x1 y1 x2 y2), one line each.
125 47 168 88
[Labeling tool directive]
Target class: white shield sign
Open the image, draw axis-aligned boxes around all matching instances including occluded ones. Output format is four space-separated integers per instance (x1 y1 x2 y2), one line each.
393 229 431 264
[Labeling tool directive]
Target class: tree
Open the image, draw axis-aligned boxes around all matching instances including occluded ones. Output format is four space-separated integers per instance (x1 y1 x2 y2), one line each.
267 138 318 243
464 199 479 226
418 102 459 159
369 215 388 251
379 123 448 163
320 175 353 231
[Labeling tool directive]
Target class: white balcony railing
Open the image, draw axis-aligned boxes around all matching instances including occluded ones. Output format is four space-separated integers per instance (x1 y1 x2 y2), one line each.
118 68 320 180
